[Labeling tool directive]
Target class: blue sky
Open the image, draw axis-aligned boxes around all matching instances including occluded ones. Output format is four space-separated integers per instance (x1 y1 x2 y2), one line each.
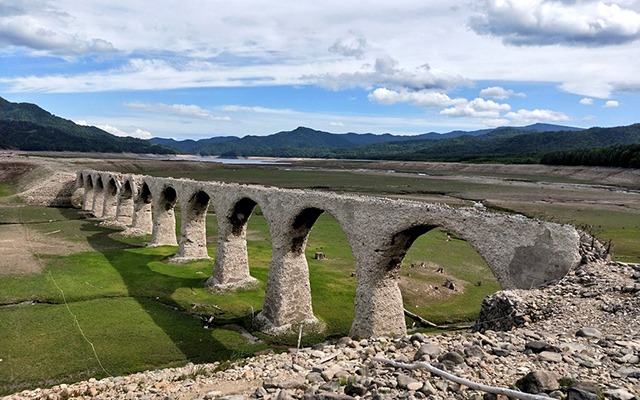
1 0 639 140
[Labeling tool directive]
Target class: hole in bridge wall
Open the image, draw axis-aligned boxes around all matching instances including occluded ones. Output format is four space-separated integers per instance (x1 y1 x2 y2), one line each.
139 183 152 204
122 181 133 199
162 186 177 211
389 226 501 327
290 207 324 254
107 179 118 196
86 176 94 189
96 177 104 190
303 212 357 335
189 191 210 217
230 197 257 236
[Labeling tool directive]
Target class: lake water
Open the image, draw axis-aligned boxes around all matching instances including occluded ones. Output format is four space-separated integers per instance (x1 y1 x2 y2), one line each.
171 156 290 165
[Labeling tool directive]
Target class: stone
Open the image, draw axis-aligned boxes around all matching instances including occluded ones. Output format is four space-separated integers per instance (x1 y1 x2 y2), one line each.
525 340 551 353
515 371 560 394
538 351 563 362
438 351 464 364
576 328 603 338
414 343 443 360
397 374 423 391
567 388 601 400
603 389 635 400
344 383 367 396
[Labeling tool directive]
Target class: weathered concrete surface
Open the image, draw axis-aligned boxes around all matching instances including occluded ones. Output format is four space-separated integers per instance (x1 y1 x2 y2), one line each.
75 169 582 338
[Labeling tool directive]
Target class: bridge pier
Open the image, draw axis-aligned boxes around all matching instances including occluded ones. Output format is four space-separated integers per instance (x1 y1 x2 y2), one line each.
175 190 211 260
82 175 94 212
91 177 105 217
101 177 119 219
129 182 153 235
255 207 323 333
148 186 178 247
207 197 259 290
115 179 134 226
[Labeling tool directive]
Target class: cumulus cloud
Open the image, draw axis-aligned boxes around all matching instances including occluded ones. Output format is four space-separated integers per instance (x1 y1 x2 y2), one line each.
329 32 368 59
580 97 594 105
503 109 570 125
75 120 153 139
368 87 466 108
604 100 620 107
479 86 525 99
308 55 471 92
440 98 511 118
470 0 640 47
124 102 231 121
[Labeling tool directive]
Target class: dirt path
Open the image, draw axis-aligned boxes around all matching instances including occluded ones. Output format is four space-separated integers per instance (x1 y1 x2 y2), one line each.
0 223 90 276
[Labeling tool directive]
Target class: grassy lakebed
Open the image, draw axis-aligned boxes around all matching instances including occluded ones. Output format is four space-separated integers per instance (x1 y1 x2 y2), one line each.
1 158 638 394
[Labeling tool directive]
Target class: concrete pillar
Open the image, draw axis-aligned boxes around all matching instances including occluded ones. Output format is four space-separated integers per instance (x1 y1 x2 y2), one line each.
255 207 322 333
206 197 259 290
82 175 95 212
349 225 434 338
130 182 153 234
148 186 178 247
115 179 134 226
91 176 105 218
175 190 210 260
101 177 119 219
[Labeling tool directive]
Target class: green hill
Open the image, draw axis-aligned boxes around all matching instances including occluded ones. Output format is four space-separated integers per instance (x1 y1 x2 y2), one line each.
0 97 174 154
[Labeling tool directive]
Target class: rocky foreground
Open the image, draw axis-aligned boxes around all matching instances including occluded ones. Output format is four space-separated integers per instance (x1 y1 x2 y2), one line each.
5 254 640 399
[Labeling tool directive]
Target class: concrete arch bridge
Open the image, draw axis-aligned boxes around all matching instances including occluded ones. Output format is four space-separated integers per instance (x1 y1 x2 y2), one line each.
75 170 581 338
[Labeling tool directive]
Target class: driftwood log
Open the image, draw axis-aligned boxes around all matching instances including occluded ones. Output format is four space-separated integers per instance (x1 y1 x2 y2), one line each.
373 357 551 400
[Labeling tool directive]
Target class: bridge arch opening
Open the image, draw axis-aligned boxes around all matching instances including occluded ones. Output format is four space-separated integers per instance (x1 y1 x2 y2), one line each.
230 197 257 236
81 174 94 212
390 224 500 328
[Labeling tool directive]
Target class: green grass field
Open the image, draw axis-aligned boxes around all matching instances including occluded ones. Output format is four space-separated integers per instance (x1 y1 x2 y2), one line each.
1 162 638 394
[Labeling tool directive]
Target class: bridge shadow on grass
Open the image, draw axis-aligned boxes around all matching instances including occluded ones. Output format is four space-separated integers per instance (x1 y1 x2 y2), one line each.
56 208 264 373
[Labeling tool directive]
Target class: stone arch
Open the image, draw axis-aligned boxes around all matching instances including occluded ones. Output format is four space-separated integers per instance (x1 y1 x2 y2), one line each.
102 176 119 219
175 190 211 260
257 205 354 333
149 185 179 247
130 181 153 234
206 196 261 290
91 175 105 217
115 178 135 226
82 174 95 212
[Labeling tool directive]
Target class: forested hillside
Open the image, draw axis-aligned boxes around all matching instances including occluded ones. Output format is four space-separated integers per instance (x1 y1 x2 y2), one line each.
0 97 174 154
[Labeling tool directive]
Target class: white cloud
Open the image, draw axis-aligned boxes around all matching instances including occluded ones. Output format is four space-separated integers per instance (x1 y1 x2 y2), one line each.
503 109 570 125
0 2 115 57
330 122 345 127
308 55 471 92
124 102 231 121
580 97 594 105
221 105 295 114
368 87 466 108
470 0 640 47
75 119 153 139
604 100 620 107
440 98 511 118
479 86 524 99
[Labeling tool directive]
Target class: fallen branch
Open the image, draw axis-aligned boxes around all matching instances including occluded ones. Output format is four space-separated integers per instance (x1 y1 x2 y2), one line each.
373 357 550 400
404 308 471 330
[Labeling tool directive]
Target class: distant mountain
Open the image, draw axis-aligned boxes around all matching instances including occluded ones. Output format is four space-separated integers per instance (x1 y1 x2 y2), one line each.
153 124 584 155
0 96 174 154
